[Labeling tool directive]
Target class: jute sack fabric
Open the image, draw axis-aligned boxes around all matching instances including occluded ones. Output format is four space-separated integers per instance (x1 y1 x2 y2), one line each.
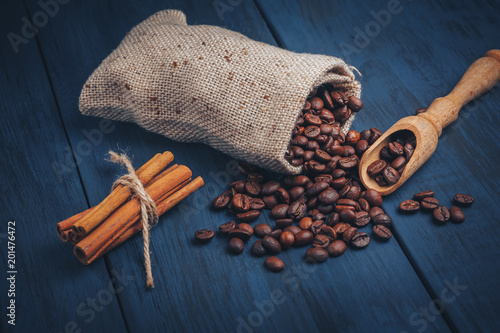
80 10 361 174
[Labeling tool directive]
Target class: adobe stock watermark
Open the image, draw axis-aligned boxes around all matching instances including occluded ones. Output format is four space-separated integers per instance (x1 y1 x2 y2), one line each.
213 0 243 22
52 119 115 182
7 0 71 54
235 258 320 333
51 268 135 333
340 0 407 63
401 278 467 333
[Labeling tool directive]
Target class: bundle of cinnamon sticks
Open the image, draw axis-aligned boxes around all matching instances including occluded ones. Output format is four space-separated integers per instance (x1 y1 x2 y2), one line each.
56 151 204 265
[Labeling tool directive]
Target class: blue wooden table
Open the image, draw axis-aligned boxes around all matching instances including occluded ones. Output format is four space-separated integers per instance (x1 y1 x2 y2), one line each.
1 0 499 332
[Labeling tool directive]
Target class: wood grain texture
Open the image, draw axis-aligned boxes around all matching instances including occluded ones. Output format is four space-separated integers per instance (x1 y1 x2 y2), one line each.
0 1 127 332
256 0 500 332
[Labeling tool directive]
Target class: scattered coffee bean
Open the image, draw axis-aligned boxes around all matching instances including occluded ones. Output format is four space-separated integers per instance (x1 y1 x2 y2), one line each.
265 256 284 272
219 221 236 235
229 238 244 254
195 229 215 243
305 248 329 262
354 211 371 227
453 193 474 207
399 200 420 213
254 223 272 238
372 214 392 228
413 190 434 201
279 231 295 250
343 226 358 243
262 235 282 254
294 230 314 246
433 206 450 224
227 228 251 242
421 197 440 212
236 210 261 222
328 240 347 257
449 206 466 224
351 232 370 248
251 240 266 257
415 107 427 115
372 224 392 241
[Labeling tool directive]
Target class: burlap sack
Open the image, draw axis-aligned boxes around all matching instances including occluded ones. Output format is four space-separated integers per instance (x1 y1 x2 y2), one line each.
80 10 361 174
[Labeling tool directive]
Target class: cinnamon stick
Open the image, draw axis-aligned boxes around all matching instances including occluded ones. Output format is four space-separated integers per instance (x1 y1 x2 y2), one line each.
95 177 202 261
72 151 173 236
74 165 192 264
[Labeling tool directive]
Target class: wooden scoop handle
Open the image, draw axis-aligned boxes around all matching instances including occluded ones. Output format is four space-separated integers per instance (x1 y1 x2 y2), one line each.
420 49 500 136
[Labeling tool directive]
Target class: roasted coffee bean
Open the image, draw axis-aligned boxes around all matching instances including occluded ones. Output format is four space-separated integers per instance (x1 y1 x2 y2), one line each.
262 195 279 209
359 129 371 142
372 225 392 241
212 191 231 210
315 134 329 144
310 97 324 110
345 185 361 201
245 181 261 196
276 219 293 229
284 226 302 235
287 201 307 220
328 240 347 257
369 207 385 219
341 145 356 157
294 230 314 246
299 217 313 230
279 231 295 249
372 214 392 228
421 197 440 211
338 209 355 224
303 150 315 162
304 126 321 139
379 146 393 161
449 206 466 223
383 166 400 185
250 198 266 210
314 174 333 186
269 229 283 239
292 135 308 146
227 228 252 242
284 148 294 161
251 240 267 256
350 232 370 249
290 158 304 166
318 109 335 124
337 198 358 208
388 142 404 156
311 211 327 221
228 238 244 254
365 189 383 207
354 211 371 228
233 193 251 212
415 107 427 114
433 206 450 224
333 105 350 122
304 160 326 174
230 180 246 193
404 143 414 160
358 198 370 212
247 173 265 184
338 156 358 169
330 91 347 105
290 146 305 158
317 204 335 214
342 226 358 243
328 144 344 156
261 180 281 196
305 139 320 151
454 193 475 207
304 113 322 126
332 222 350 236
355 139 369 156
414 190 434 201
271 204 289 219
391 156 406 169
219 221 236 235
265 256 284 272
399 200 420 213
237 223 254 237
318 188 340 205
306 181 329 197
307 196 318 209
320 225 337 240
312 234 331 248
314 149 332 163
254 223 272 238
347 96 363 112
262 235 282 254
289 186 305 201
310 220 326 235
374 175 388 186
276 187 291 204
195 229 215 243
368 127 383 144
320 124 334 136
289 175 310 187
305 247 329 263
326 212 340 226
345 130 360 145
236 210 261 222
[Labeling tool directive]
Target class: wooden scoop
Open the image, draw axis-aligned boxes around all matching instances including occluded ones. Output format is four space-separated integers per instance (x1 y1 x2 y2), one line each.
359 50 500 195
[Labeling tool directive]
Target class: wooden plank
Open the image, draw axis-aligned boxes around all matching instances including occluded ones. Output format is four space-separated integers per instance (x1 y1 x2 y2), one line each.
24 0 465 332
255 0 500 331
0 1 127 332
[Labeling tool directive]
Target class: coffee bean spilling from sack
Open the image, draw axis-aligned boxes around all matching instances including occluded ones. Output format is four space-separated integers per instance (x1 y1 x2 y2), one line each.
197 86 398 273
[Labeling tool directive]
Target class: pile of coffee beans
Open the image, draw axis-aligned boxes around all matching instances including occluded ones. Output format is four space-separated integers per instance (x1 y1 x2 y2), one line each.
398 190 472 224
194 86 400 272
366 131 417 186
